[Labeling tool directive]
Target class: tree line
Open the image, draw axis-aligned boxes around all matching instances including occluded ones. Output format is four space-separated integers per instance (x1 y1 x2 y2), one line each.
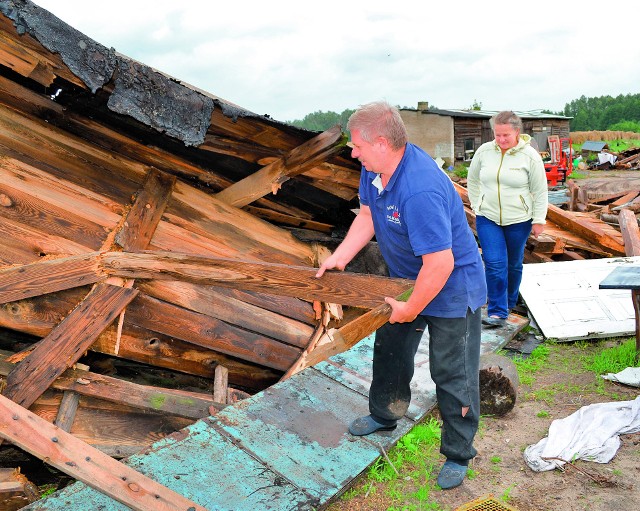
288 93 640 134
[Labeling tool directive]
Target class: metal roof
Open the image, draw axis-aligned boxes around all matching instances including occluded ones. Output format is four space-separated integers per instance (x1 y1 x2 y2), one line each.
403 107 572 120
581 141 609 151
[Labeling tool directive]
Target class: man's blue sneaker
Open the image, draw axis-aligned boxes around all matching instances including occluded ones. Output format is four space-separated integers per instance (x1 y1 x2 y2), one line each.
348 415 397 436
436 460 468 489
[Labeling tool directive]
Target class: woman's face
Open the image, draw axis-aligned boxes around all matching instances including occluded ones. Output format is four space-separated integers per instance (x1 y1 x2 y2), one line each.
494 123 520 151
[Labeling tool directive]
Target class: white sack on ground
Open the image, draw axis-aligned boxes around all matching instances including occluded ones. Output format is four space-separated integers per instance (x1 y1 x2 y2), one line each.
523 396 640 472
602 367 640 388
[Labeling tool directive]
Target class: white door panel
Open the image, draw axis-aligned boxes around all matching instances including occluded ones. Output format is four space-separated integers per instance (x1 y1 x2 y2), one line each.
520 256 640 341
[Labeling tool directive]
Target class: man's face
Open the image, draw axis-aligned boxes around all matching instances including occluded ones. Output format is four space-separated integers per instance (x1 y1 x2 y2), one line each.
350 129 382 172
494 123 520 151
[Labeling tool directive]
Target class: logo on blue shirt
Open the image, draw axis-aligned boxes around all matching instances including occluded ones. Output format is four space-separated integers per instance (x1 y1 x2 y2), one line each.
386 205 401 225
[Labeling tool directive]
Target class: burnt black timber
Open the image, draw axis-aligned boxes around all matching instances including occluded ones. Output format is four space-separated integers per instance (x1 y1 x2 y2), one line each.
0 1 115 92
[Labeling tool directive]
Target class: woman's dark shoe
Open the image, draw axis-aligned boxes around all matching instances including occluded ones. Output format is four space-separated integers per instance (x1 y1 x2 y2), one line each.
348 415 397 436
482 316 506 328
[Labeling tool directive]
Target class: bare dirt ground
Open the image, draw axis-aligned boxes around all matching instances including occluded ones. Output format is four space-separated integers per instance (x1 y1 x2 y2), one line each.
326 335 640 511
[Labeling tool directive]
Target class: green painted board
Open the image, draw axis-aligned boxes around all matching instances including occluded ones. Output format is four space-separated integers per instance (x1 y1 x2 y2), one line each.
22 419 313 510
24 312 528 511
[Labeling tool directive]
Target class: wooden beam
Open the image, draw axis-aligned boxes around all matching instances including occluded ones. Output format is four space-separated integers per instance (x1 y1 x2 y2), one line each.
123 293 300 372
136 280 314 348
215 125 346 207
619 209 640 257
213 365 228 404
0 358 223 420
115 168 176 251
0 394 207 511
294 288 413 369
54 390 80 432
0 252 103 304
242 205 334 233
546 204 626 255
0 288 283 390
101 251 414 309
2 283 138 408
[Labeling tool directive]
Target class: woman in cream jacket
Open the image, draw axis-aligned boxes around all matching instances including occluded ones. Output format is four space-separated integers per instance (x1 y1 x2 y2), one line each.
467 111 548 327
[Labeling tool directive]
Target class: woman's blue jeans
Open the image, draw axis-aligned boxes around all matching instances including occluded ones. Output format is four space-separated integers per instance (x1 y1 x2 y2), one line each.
476 215 532 319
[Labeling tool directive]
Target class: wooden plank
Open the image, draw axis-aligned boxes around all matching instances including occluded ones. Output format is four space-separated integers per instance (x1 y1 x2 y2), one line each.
101 251 414 308
0 182 107 250
3 284 138 408
123 293 300 372
136 280 314 348
546 204 626 255
212 286 316 325
54 390 80 432
115 168 176 251
213 366 228 404
242 205 334 233
169 180 314 264
299 288 413 369
0 252 102 304
215 125 345 207
0 214 95 262
0 394 207 511
0 288 281 390
0 358 223 420
0 144 127 228
619 208 640 257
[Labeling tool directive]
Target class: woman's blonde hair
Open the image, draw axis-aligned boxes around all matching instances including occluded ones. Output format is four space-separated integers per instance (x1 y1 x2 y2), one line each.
490 111 523 132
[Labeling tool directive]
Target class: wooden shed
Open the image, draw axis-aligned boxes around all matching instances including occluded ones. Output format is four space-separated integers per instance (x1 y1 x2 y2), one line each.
0 0 405 460
400 104 572 166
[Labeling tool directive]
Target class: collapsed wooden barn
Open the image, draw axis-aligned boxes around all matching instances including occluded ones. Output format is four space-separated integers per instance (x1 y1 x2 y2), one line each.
2 2 640 508
0 0 420 465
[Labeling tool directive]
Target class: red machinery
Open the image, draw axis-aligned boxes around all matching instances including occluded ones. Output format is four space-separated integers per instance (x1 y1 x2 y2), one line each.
544 135 573 187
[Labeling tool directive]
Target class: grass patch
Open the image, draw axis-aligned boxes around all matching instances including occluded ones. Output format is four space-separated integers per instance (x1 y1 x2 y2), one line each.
504 343 551 386
335 417 444 509
451 164 468 179
582 337 638 375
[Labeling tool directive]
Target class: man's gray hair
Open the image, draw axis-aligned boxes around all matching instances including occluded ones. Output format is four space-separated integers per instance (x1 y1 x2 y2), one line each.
490 111 523 132
347 100 408 150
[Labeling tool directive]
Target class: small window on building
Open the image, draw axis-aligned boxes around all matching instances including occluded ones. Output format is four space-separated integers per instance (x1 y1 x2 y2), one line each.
464 138 475 161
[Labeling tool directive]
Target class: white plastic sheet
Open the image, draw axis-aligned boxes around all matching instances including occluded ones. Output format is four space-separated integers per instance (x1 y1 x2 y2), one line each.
598 152 618 165
602 367 640 388
523 396 640 471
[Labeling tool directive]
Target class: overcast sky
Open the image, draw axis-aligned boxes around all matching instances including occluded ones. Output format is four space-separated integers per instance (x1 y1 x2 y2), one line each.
33 0 640 123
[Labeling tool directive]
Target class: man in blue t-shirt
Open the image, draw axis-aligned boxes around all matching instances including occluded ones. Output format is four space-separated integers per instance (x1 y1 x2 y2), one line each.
316 101 487 490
